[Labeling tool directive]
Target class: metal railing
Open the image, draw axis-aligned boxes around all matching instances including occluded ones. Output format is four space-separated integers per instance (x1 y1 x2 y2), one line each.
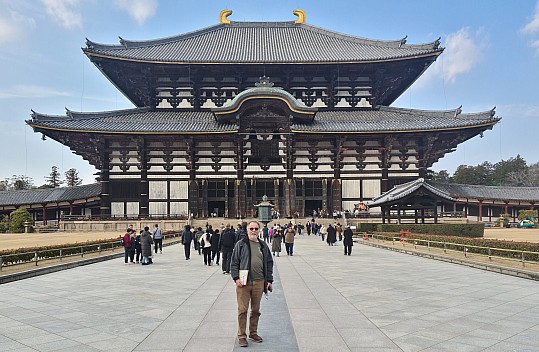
0 233 182 272
365 233 539 267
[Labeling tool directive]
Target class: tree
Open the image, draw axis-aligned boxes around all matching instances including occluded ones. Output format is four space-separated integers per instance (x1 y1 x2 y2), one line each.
45 166 63 188
491 155 527 186
2 175 34 190
507 162 539 187
431 170 451 183
64 168 82 187
452 162 493 185
9 208 32 233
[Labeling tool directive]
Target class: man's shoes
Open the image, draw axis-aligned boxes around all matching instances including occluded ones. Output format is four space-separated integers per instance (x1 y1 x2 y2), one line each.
238 338 248 347
249 334 263 343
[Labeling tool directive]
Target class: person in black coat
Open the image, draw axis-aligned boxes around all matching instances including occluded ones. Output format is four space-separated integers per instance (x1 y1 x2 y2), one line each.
181 225 193 260
343 225 354 255
219 224 236 274
210 229 221 265
327 224 337 246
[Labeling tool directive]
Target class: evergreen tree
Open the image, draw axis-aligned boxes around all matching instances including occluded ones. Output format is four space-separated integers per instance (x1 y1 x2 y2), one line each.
65 168 82 187
45 166 63 188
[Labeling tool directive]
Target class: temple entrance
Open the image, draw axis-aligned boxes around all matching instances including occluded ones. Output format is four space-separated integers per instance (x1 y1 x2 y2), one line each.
305 200 323 218
208 201 225 217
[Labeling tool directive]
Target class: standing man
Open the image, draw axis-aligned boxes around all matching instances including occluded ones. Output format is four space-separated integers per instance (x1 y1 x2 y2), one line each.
122 228 132 264
343 225 354 256
153 224 163 254
284 224 296 256
181 225 193 260
230 221 273 348
220 224 236 274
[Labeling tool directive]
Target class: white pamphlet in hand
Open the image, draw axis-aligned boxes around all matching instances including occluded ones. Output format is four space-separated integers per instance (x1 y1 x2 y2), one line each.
239 270 249 285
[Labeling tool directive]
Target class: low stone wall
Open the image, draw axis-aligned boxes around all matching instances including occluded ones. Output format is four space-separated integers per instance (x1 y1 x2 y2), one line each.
59 220 186 233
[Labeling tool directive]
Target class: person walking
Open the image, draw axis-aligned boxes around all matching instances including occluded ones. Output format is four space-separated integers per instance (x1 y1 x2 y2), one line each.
200 230 212 265
181 225 193 260
153 224 163 254
343 225 354 256
140 226 154 265
320 224 327 241
211 229 221 265
262 225 270 243
271 226 282 257
230 221 273 348
195 227 204 255
284 224 296 256
327 224 337 246
220 224 236 274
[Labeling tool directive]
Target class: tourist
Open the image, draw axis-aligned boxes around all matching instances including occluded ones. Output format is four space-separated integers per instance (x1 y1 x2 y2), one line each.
211 228 221 265
271 226 282 257
336 222 343 242
220 224 236 274
319 224 327 241
181 225 193 260
327 224 337 246
230 221 273 347
306 221 311 236
195 227 204 255
134 230 142 263
343 225 354 256
122 228 132 264
140 226 153 265
153 224 163 254
200 229 212 265
284 223 296 256
262 225 269 243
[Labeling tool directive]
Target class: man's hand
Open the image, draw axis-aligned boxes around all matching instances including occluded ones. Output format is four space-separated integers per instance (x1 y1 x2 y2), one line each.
235 279 243 288
267 282 273 292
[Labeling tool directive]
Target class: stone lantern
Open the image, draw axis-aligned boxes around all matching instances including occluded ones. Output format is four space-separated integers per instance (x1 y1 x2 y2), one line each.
255 195 274 228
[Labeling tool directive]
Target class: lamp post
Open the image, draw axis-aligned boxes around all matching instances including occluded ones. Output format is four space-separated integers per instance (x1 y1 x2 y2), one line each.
255 195 274 229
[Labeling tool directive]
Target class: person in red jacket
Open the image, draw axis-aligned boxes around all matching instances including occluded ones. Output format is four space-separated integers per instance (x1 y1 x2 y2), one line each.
122 229 132 264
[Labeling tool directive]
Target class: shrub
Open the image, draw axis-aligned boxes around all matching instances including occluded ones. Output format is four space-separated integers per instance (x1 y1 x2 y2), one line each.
9 208 33 233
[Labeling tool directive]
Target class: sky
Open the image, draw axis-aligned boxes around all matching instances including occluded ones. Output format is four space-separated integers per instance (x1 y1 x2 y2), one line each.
1 0 538 186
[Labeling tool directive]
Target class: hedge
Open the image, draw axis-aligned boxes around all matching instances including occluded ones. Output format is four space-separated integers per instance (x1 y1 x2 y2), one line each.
372 223 484 238
372 233 539 262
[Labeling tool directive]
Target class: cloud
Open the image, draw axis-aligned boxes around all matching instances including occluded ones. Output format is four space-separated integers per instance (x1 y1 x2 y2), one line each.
41 0 82 29
0 10 36 44
523 1 539 34
114 0 157 25
497 103 539 119
414 27 487 87
0 85 71 99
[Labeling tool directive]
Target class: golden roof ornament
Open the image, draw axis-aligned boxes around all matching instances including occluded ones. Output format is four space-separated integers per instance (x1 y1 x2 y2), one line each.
220 9 232 24
293 9 306 24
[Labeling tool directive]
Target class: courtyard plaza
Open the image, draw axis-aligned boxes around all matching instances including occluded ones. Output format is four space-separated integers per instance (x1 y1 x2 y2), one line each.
1 234 539 351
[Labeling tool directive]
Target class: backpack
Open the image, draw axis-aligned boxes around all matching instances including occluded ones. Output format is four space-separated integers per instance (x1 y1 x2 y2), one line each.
120 237 125 246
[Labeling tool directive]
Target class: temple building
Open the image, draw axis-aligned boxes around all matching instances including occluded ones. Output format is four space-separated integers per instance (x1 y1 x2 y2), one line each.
27 10 499 219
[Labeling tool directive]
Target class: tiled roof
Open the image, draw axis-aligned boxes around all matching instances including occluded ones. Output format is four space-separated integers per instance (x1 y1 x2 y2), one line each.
84 21 442 64
28 106 498 134
28 108 237 134
369 178 456 207
369 179 539 207
430 182 539 202
0 184 101 207
294 106 499 133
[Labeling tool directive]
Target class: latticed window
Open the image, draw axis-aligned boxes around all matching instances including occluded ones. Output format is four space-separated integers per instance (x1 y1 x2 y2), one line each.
304 180 323 197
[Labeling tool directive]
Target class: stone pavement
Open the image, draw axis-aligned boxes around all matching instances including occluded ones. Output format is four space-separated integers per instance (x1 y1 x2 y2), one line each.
1 235 539 352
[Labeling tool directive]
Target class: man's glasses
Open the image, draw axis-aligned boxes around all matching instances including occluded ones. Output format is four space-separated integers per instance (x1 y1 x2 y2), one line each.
249 227 259 231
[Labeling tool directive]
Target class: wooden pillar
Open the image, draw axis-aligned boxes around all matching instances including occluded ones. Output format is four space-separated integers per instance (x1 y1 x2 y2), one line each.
434 203 438 224
322 178 328 212
69 202 74 216
478 202 483 222
99 147 111 219
42 205 47 225
274 179 280 216
284 179 295 218
138 138 149 218
381 206 386 224
415 209 418 224
421 209 425 224
187 139 199 217
397 206 401 224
